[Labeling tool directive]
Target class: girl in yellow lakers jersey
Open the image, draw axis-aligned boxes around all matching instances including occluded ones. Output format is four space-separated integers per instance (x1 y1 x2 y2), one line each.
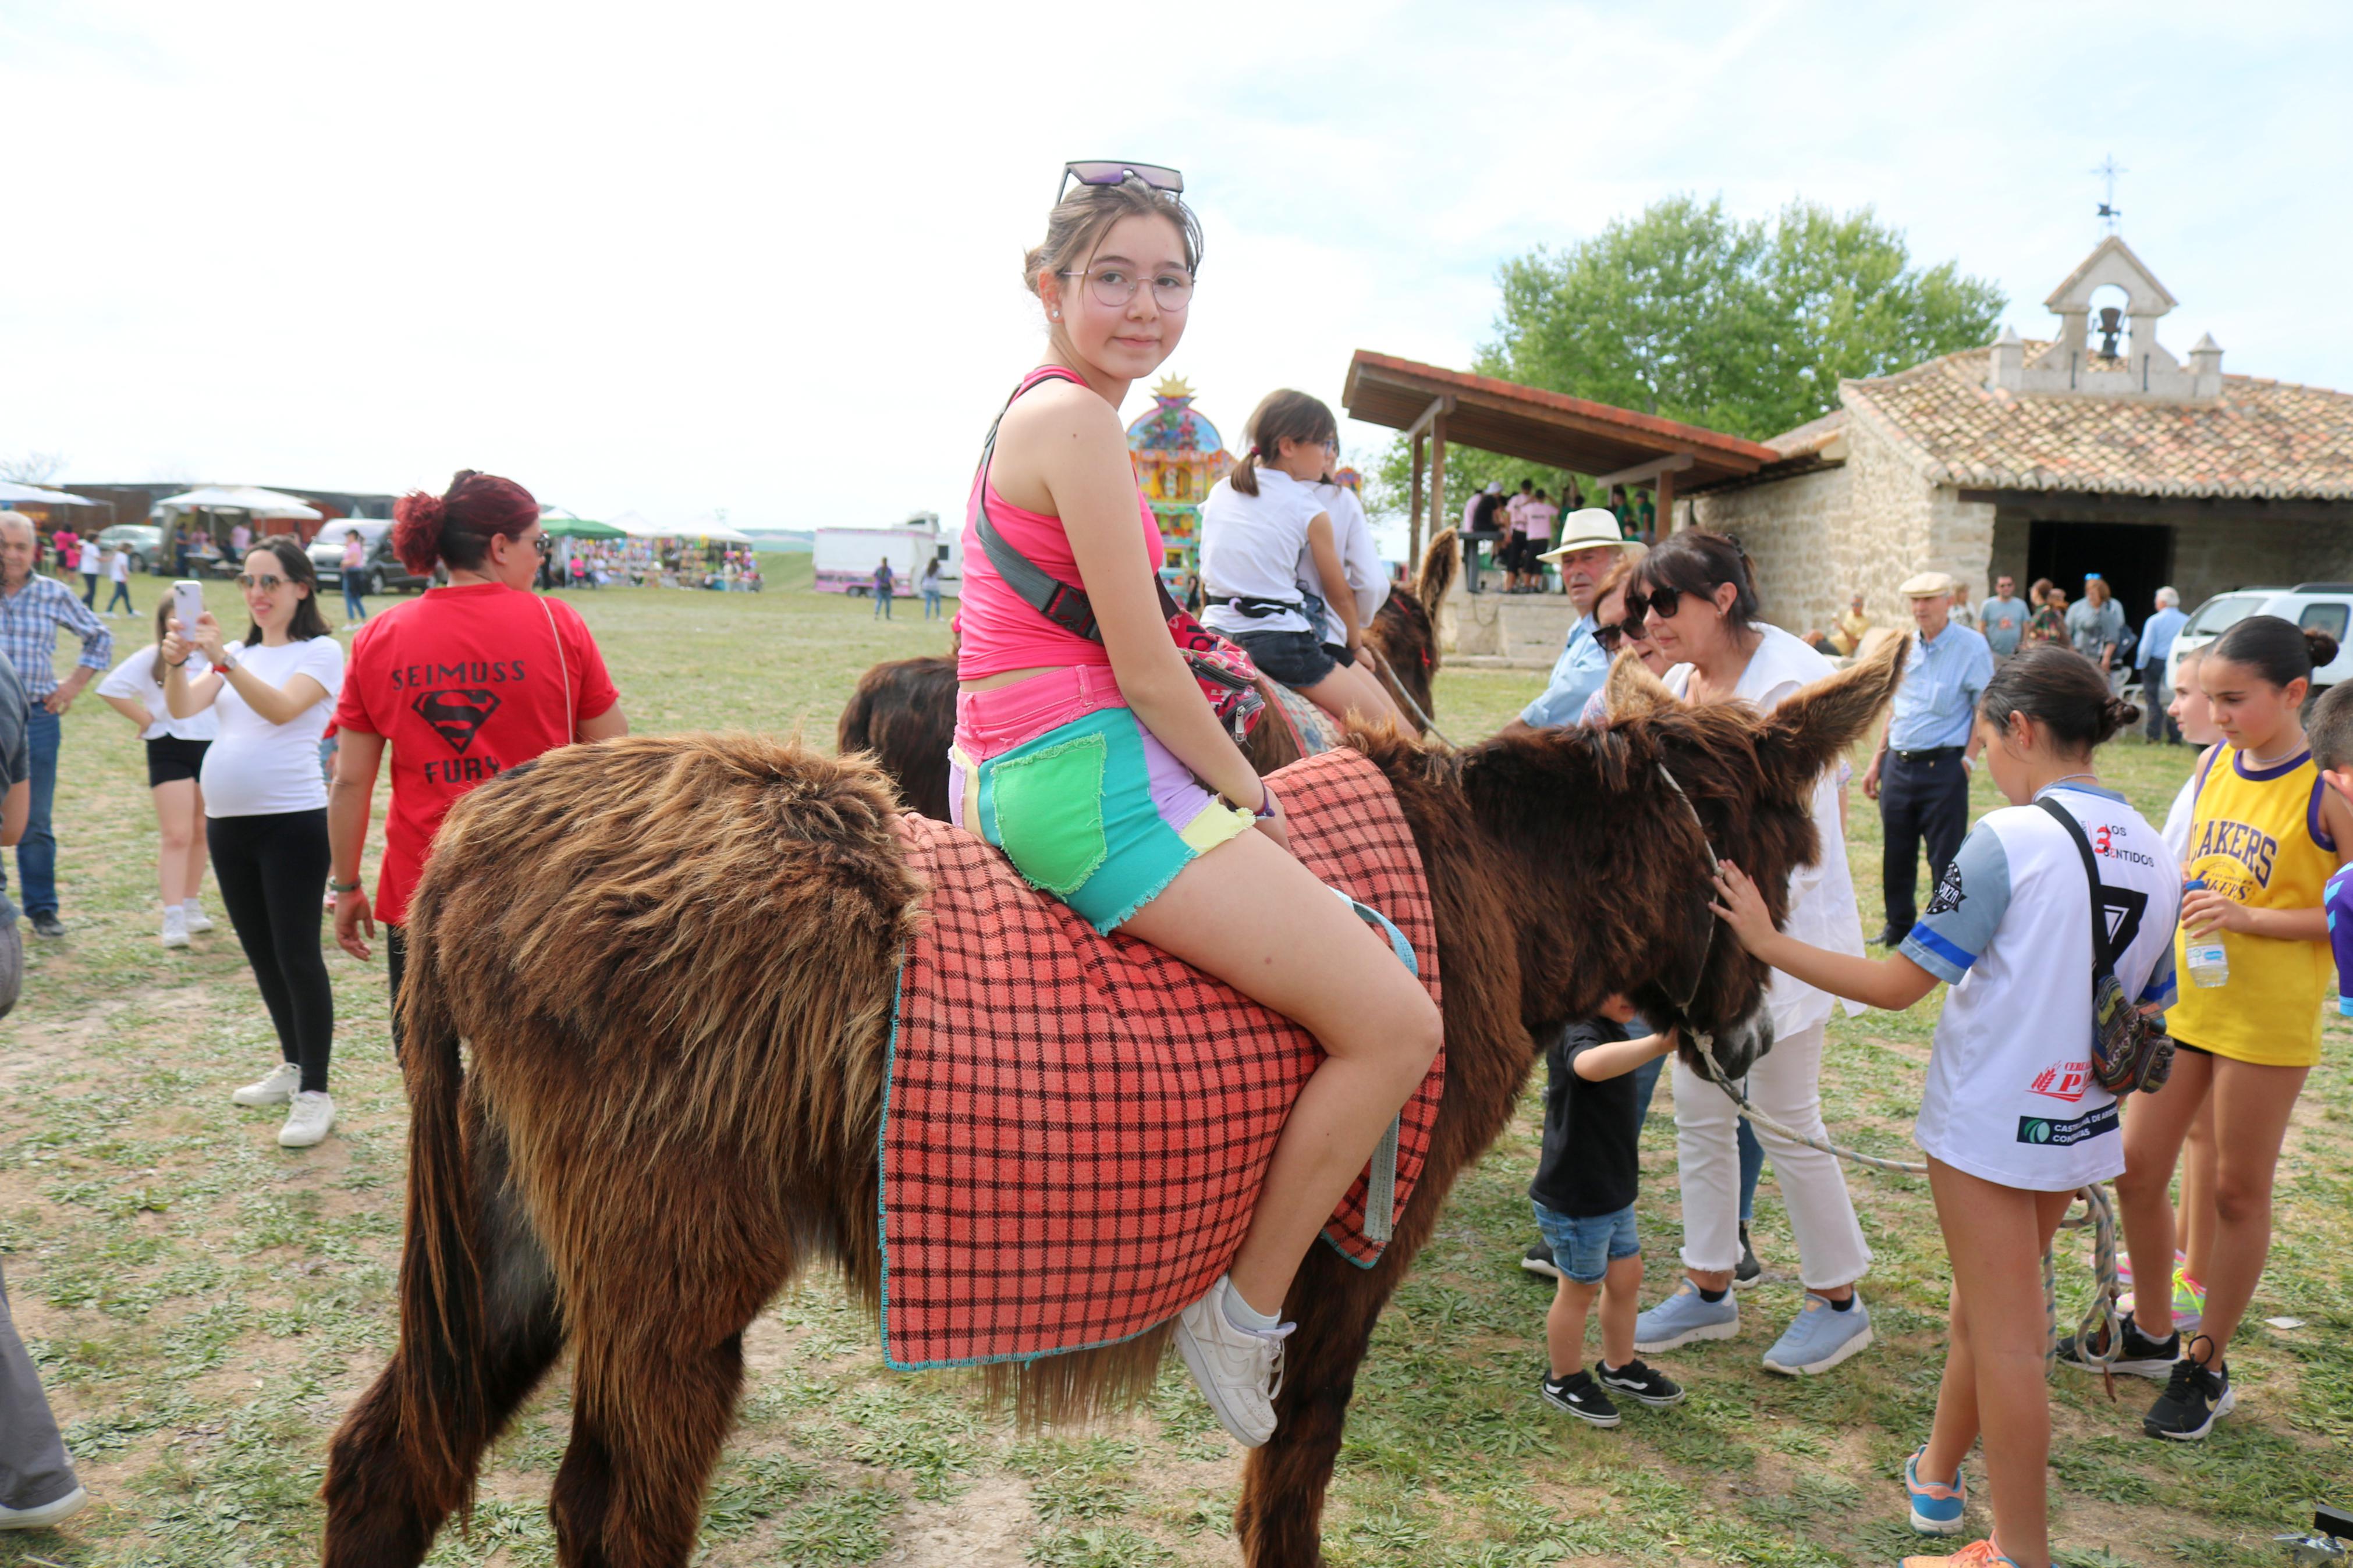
2101 616 2348 1441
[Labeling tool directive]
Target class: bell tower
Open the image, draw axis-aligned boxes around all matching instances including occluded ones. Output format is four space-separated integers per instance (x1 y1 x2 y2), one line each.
1986 235 2223 401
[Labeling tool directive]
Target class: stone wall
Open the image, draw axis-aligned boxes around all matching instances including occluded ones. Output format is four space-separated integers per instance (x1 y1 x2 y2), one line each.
1983 500 2353 611
1692 416 1997 636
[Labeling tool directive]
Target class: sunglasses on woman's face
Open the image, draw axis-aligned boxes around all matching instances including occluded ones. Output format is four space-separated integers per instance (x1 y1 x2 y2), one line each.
1593 617 1652 653
236 573 288 592
1624 585 1690 621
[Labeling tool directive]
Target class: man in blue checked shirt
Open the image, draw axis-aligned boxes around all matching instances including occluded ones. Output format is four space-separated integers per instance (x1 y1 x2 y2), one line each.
1502 509 1637 733
0 513 112 939
1861 571 1992 947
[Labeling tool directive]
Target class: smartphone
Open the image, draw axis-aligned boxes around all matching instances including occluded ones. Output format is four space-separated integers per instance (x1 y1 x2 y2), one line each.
172 581 206 653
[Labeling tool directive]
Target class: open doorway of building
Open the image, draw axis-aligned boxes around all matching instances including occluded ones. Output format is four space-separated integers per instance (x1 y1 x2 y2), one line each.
2026 520 2174 637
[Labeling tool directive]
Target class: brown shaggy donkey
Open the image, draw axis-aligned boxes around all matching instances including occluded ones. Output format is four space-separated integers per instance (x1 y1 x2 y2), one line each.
837 527 1460 819
323 641 1904 1568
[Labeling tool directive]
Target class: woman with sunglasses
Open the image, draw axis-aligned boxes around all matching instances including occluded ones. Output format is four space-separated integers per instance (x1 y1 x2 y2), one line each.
163 536 347 1147
949 164 1440 1449
326 471 627 1051
1624 530 1878 1378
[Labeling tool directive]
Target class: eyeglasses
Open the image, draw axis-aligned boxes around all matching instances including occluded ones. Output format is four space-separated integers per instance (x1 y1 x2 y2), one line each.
1058 160 1184 201
1593 617 1652 653
531 534 551 556
236 573 288 592
1057 265 1194 312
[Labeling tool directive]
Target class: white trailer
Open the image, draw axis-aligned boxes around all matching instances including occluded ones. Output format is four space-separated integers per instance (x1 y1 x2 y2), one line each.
814 517 959 596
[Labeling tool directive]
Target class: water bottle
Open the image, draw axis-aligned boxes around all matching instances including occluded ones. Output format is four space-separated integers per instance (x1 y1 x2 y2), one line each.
2184 879 2229 989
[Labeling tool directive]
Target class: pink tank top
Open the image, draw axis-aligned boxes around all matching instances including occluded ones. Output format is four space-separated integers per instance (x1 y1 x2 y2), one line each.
954 368 1165 680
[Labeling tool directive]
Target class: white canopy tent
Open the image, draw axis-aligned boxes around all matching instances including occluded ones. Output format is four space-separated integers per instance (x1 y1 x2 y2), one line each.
608 510 671 539
603 510 754 545
0 481 100 508
676 513 754 545
156 486 324 522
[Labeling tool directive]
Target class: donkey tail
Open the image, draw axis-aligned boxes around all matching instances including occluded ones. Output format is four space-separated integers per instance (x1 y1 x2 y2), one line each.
391 922 489 1516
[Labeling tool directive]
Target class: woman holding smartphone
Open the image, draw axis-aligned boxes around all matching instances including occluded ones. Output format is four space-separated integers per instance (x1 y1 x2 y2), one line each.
95 598 218 947
165 538 346 1149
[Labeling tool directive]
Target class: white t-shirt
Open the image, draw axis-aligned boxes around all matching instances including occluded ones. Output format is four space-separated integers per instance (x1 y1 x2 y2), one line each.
1666 624 1866 1035
95 645 219 742
1199 468 1329 639
109 549 131 583
1294 483 1390 646
76 542 100 573
198 637 345 817
2160 748 2216 860
1903 784 2181 1191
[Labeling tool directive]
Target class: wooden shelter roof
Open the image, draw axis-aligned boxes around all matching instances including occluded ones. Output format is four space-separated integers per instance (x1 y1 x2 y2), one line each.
1341 351 1780 488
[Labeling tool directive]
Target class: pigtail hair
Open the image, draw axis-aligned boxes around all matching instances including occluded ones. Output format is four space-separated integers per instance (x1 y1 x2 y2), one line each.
1230 450 1262 497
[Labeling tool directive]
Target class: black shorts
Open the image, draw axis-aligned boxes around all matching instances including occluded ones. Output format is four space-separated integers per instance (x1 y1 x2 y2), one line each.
1234 628 1338 688
147 735 211 787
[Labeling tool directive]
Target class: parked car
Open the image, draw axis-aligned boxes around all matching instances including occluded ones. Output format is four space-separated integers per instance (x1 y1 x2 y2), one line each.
97 523 166 575
307 521 433 596
2168 583 2353 696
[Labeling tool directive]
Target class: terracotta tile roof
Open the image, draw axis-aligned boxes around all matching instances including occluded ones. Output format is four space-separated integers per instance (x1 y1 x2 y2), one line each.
1833 343 2353 500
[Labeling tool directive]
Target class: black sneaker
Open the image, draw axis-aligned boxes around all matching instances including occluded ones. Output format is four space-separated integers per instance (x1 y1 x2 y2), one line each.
1539 1368 1620 1427
2057 1309 2179 1378
1521 1242 1563 1281
2142 1340 2234 1441
1598 1358 1686 1407
27 912 64 939
1733 1223 1763 1289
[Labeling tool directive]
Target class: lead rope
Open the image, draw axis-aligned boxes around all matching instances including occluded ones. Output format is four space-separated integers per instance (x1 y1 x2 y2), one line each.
1363 644 1457 750
1655 760 2125 1388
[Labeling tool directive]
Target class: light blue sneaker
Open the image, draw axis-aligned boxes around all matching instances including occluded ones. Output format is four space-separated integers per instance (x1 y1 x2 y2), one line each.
1632 1277 1739 1353
1761 1290 1873 1375
1904 1443 1966 1535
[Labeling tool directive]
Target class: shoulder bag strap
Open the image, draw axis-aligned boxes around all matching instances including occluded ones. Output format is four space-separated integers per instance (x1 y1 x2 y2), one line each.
972 367 1104 642
2036 795 2115 970
538 593 574 745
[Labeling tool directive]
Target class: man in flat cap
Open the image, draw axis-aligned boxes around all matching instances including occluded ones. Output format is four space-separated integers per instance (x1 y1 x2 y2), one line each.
1861 573 1993 946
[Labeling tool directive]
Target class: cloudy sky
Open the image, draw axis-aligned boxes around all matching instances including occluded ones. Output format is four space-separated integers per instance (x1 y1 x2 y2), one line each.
5 0 2347 529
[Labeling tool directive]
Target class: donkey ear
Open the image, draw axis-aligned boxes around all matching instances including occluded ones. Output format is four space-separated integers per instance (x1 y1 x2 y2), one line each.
1752 635 1908 793
1605 648 1677 720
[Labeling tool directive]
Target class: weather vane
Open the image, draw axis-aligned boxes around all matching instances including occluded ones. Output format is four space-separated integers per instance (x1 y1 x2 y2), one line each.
2093 154 2127 234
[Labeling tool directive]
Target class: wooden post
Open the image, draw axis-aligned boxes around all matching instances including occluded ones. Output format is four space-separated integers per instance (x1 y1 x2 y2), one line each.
1428 413 1448 571
1656 466 1677 538
1410 432 1426 568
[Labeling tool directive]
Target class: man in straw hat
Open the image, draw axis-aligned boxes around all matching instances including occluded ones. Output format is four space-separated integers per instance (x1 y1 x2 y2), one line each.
1861 571 1993 947
1504 509 1639 733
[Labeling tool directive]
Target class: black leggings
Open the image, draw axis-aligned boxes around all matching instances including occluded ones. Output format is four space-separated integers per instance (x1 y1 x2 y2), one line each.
207 809 335 1093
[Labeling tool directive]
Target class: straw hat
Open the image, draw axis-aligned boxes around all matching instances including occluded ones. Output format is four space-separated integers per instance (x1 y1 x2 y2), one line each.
1537 509 1632 561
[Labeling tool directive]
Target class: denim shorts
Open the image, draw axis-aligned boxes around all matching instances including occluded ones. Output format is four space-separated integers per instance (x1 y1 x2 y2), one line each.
948 666 1253 936
1532 1199 1640 1285
1233 628 1338 688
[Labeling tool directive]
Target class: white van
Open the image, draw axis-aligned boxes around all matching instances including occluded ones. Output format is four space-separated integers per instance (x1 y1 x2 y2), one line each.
2169 584 2353 694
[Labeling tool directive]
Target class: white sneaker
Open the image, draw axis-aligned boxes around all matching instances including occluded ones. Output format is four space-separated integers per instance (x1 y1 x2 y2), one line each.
1172 1275 1293 1448
181 900 215 934
278 1090 335 1148
160 906 190 949
0 1482 88 1528
232 1061 302 1107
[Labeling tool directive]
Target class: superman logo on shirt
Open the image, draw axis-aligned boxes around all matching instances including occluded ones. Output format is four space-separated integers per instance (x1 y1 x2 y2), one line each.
413 688 503 754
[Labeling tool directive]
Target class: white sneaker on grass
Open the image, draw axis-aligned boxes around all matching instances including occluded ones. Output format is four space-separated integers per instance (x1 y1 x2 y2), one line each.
278 1090 335 1148
181 900 214 934
160 906 189 949
0 1482 88 1528
1172 1275 1293 1448
232 1061 302 1107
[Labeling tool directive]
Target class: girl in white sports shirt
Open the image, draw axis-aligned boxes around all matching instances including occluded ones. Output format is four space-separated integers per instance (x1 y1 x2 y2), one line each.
1709 645 2180 1568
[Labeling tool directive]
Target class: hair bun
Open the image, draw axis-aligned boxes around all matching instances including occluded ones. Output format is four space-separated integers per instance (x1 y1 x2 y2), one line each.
2105 695 2142 733
391 490 446 576
2306 627 2341 670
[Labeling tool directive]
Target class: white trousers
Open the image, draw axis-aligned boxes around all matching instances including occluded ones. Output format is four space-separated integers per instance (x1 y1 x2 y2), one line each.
1672 1021 1873 1289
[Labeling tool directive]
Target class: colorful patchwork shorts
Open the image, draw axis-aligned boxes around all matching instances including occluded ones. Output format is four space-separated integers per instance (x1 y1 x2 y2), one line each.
949 664 1255 935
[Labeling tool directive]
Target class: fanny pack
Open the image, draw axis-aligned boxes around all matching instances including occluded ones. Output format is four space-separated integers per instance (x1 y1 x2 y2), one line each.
973 368 1264 744
2036 797 2174 1096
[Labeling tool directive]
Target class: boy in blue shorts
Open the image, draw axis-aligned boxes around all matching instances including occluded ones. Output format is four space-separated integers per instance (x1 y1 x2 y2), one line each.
1533 994 1688 1424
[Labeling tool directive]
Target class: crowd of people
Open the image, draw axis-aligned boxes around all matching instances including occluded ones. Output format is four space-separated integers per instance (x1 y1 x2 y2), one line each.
1 159 2343 1568
542 538 762 592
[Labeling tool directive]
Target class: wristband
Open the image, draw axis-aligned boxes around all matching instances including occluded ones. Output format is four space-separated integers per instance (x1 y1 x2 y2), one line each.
168 657 189 668
331 879 364 895
1254 785 1279 821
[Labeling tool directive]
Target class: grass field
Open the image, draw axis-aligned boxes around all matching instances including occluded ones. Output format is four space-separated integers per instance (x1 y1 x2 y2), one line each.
2 561 2346 1566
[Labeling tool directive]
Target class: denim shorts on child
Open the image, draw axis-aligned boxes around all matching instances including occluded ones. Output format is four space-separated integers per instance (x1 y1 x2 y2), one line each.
1532 1199 1640 1285
947 664 1255 936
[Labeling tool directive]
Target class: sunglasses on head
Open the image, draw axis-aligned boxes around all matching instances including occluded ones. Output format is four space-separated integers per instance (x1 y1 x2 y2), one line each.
1593 617 1652 653
1058 160 1184 201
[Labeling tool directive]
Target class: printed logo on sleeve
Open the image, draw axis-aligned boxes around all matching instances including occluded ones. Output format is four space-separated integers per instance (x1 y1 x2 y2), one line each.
2027 1061 2092 1103
2016 1104 2120 1147
1925 864 1965 917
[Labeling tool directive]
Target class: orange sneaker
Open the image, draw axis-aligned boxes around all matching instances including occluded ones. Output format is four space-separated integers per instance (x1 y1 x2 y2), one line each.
1901 1538 2016 1568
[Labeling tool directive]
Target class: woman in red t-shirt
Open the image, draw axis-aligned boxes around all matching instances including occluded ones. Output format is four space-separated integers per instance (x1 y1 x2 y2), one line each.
326 471 629 1035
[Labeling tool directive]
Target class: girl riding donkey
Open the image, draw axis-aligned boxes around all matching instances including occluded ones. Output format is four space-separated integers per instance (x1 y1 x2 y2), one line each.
1709 644 2181 1568
945 163 1440 1446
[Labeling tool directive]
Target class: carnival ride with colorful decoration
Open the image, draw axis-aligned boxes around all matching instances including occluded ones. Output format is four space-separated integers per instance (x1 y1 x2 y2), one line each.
1124 376 1234 600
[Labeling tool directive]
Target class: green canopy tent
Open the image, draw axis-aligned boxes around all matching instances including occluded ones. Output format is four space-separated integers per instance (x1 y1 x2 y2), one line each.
539 515 624 539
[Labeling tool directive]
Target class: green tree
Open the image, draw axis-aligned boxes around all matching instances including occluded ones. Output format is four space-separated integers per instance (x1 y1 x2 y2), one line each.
1370 196 2004 518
